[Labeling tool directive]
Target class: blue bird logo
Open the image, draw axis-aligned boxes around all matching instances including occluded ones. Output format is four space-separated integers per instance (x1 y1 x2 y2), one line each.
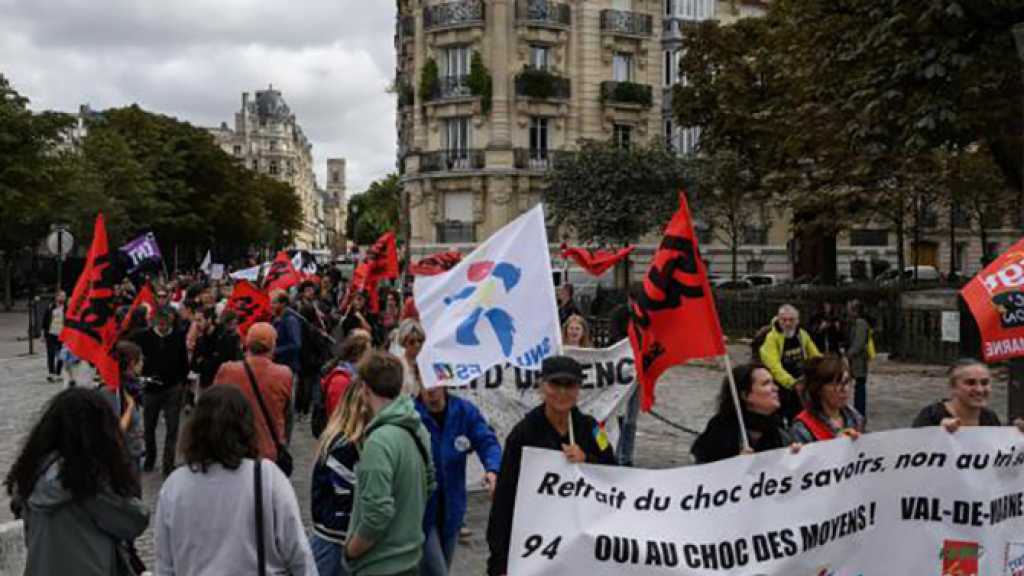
443 260 522 357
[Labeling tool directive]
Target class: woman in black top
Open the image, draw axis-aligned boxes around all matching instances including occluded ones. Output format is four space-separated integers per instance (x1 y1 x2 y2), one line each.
486 355 616 576
692 363 798 464
913 358 1024 433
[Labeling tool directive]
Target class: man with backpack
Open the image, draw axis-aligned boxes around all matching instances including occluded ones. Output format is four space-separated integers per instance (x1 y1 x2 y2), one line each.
345 352 436 576
756 304 821 422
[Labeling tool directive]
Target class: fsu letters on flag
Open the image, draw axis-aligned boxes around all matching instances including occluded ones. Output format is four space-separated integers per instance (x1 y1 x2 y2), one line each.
263 251 302 293
629 193 725 411
60 214 122 390
961 238 1024 362
410 251 464 276
561 245 635 277
228 281 272 337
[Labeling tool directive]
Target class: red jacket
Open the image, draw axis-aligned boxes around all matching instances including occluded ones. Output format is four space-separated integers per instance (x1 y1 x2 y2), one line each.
214 356 292 460
321 363 355 417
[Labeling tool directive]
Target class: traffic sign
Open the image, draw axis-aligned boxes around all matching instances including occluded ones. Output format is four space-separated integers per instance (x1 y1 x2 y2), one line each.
46 228 74 259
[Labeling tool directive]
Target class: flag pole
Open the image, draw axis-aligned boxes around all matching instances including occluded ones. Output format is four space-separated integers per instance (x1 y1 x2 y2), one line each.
722 353 751 452
568 415 576 447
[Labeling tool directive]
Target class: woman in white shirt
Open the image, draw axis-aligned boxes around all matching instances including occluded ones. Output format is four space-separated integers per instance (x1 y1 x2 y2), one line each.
155 385 316 576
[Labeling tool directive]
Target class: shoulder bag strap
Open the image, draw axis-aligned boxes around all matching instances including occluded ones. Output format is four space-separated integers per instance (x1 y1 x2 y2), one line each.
395 424 430 468
243 360 283 448
254 459 266 576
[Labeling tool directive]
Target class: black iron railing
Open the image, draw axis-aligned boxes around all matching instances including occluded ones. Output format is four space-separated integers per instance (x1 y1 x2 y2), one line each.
424 0 485 30
514 148 572 170
419 149 486 172
429 76 474 100
600 9 653 36
600 81 653 107
515 0 571 26
437 221 477 243
514 68 571 100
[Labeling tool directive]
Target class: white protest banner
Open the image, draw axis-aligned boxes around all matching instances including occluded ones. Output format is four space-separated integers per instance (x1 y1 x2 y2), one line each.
509 428 1024 576
453 339 636 444
229 263 267 282
415 204 561 389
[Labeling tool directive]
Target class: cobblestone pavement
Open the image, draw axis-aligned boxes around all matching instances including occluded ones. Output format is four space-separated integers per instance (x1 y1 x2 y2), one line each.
0 311 1008 574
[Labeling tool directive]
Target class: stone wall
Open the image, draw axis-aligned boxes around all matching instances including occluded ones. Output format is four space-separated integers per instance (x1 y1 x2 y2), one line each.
0 522 25 576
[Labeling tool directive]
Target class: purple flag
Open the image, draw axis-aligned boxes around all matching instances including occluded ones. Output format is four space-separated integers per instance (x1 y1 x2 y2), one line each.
119 232 163 274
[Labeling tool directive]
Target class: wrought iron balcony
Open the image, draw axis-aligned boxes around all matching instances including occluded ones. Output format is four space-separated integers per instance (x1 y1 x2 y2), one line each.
600 81 653 107
398 15 415 39
419 149 486 173
436 221 476 243
515 0 571 27
513 148 572 170
424 0 485 31
428 75 474 101
514 68 571 100
600 9 653 36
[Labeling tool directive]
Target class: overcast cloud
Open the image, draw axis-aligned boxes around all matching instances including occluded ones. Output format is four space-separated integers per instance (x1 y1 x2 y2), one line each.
0 0 397 195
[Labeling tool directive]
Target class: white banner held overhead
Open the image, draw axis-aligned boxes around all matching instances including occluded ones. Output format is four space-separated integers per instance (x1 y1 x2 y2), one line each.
509 428 1024 576
415 204 561 389
453 339 636 445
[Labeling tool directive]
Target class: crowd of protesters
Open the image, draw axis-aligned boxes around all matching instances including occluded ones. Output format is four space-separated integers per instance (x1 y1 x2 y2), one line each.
10 270 1024 576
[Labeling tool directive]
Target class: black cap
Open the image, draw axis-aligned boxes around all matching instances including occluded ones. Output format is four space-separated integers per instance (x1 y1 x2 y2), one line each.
541 355 584 384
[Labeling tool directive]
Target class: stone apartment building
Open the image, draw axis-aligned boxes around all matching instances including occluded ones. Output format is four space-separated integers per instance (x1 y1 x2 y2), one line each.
396 0 1017 281
209 87 347 252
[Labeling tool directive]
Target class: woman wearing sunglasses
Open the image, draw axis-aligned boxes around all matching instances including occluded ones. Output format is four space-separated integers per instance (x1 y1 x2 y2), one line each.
789 355 865 444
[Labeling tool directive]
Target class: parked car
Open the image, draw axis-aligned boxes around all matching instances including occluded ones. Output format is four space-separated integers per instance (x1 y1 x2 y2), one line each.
743 274 778 288
876 265 941 286
716 279 754 290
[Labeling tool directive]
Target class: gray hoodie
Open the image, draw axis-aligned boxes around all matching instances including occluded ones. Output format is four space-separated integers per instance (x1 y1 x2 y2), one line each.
22 458 149 576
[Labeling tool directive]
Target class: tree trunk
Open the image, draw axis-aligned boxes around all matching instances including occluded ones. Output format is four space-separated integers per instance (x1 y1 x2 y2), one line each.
2 255 12 311
895 200 905 286
730 237 739 281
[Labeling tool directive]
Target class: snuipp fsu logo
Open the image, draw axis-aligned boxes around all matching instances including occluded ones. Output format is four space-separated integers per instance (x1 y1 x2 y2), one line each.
443 260 522 357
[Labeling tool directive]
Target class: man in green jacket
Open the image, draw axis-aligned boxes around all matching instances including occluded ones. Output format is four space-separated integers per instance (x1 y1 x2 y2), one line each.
346 351 436 576
758 304 821 422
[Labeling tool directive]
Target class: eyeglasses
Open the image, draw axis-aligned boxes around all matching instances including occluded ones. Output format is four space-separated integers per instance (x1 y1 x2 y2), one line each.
828 377 853 389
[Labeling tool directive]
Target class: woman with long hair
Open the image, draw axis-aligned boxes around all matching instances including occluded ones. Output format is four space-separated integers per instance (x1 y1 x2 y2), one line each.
397 318 426 396
155 385 315 575
314 330 374 438
789 355 865 444
561 314 593 348
310 379 372 576
692 363 798 463
5 388 148 576
104 340 146 487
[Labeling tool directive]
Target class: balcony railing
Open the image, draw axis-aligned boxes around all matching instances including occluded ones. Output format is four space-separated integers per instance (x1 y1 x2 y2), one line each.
428 75 474 101
514 68 571 100
437 221 476 243
514 148 572 170
600 81 653 107
419 149 486 173
424 0 485 30
515 0 571 27
600 9 653 36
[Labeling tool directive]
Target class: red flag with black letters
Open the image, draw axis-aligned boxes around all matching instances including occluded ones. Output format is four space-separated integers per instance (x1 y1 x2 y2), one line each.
561 244 635 277
227 280 272 337
60 214 123 390
263 251 302 293
628 193 725 411
961 237 1024 362
116 282 156 337
344 232 399 312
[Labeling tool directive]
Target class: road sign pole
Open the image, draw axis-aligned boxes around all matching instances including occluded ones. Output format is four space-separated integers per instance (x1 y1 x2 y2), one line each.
56 230 63 293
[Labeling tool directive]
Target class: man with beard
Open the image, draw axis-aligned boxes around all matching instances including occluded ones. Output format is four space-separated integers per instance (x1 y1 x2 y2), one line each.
758 304 821 423
136 305 189 476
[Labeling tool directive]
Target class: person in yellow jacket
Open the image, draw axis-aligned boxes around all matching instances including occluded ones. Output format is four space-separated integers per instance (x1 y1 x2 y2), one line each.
758 304 821 423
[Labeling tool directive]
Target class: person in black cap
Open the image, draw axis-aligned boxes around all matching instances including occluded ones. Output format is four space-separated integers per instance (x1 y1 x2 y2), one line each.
486 355 616 576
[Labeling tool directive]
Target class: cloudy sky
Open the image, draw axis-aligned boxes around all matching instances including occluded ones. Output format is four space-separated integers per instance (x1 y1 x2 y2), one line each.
0 0 397 195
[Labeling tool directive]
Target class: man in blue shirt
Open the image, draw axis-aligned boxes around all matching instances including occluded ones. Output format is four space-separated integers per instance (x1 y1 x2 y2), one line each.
270 290 302 440
415 386 502 576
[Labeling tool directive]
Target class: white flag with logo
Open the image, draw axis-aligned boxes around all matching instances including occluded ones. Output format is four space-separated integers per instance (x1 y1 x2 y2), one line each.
416 204 561 389
200 250 212 275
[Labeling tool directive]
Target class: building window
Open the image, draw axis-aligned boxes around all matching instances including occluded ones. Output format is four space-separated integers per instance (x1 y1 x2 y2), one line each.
331 171 340 184
530 45 550 70
232 145 242 156
664 120 674 151
746 259 765 274
849 228 889 247
680 126 700 155
438 192 476 243
613 53 633 82
743 225 768 245
444 117 470 154
443 45 471 79
269 160 280 175
612 0 632 10
529 117 549 163
665 0 673 17
251 159 259 171
613 124 632 149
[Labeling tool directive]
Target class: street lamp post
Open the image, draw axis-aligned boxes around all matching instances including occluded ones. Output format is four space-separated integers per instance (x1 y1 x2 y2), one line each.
1007 23 1024 423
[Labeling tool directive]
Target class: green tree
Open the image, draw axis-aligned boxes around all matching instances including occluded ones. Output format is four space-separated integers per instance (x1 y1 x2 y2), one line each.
347 174 401 246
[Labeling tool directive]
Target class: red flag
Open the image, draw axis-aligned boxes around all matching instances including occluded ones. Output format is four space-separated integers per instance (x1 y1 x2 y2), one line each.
228 280 272 337
409 251 463 276
961 238 1024 362
117 282 157 337
629 193 725 411
263 251 302 293
561 244 635 276
60 214 123 390
346 232 399 312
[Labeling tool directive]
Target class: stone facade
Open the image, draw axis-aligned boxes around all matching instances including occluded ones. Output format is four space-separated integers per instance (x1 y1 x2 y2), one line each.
324 158 349 254
397 0 664 253
209 87 344 251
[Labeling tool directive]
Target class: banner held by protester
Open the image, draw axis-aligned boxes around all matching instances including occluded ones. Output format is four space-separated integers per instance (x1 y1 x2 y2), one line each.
263 251 302 293
227 280 272 337
60 213 123 390
415 204 561 389
345 231 399 312
509 427 1024 576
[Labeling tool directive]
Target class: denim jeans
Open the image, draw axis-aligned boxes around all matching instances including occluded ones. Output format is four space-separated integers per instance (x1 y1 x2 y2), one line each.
616 386 640 466
310 532 348 576
420 526 457 576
